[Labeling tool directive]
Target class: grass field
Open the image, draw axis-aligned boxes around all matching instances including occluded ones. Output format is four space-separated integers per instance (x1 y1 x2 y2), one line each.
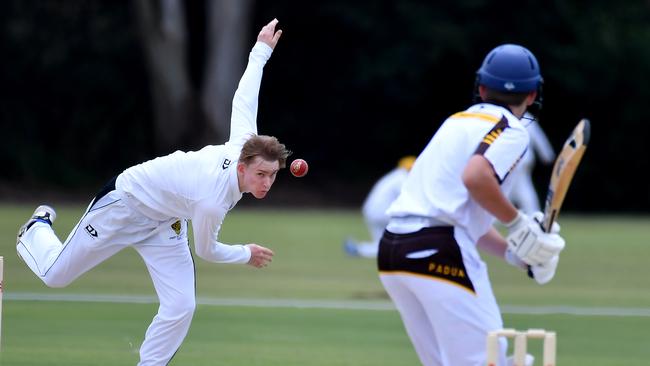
1 204 649 365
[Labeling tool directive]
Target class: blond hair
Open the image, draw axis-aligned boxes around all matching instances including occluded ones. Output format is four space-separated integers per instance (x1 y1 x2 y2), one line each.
239 135 291 168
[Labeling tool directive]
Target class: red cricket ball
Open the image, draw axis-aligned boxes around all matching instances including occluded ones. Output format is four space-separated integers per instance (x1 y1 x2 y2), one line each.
290 159 309 177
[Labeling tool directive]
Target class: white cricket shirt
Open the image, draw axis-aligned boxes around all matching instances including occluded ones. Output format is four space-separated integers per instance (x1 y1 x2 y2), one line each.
362 167 408 224
115 42 274 264
386 103 529 243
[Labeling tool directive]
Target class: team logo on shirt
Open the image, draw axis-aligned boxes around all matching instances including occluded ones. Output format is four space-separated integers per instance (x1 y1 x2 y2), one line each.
85 224 98 238
169 219 185 240
171 220 182 235
222 158 231 169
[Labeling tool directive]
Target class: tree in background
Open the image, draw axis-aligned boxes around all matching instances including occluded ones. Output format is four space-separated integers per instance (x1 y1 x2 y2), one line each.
3 0 650 211
134 0 253 152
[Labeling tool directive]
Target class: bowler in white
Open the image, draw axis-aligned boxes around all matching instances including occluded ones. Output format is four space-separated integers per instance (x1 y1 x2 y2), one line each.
17 19 287 366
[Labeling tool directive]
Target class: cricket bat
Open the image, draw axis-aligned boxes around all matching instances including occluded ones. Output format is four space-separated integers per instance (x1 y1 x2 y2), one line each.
541 118 591 232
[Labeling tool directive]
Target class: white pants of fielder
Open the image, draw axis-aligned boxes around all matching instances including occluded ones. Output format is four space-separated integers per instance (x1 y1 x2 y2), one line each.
379 227 508 366
353 216 389 258
17 190 195 366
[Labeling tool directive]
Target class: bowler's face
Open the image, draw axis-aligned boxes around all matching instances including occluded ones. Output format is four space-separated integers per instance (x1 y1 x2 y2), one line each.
238 157 279 199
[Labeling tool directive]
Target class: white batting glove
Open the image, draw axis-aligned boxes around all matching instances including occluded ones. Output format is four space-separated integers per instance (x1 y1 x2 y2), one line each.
505 211 566 266
505 249 560 285
530 255 560 285
504 248 527 270
531 211 561 234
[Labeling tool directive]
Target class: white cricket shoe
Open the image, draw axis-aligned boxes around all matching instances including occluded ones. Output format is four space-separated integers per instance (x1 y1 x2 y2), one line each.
343 238 361 257
17 205 57 244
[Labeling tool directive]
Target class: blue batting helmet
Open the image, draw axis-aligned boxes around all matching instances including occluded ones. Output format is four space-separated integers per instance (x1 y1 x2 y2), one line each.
476 44 543 93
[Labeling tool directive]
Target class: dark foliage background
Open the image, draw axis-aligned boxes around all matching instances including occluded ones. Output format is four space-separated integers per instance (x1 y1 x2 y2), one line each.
2 1 648 211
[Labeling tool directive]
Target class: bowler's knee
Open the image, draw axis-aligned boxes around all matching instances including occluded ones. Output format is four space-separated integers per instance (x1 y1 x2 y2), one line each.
162 297 196 321
42 275 74 288
179 299 196 318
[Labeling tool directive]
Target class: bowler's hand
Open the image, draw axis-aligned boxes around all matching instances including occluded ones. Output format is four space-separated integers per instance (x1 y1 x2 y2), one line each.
246 244 274 268
258 18 282 49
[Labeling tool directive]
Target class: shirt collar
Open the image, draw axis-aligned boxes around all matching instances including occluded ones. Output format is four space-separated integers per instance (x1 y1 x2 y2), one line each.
471 103 516 119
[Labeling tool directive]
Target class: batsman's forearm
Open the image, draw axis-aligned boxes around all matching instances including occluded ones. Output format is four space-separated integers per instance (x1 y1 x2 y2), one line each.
477 227 507 258
462 155 518 223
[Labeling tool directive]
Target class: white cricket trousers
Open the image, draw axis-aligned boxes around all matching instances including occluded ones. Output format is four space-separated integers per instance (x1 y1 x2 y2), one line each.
378 226 507 366
17 190 196 366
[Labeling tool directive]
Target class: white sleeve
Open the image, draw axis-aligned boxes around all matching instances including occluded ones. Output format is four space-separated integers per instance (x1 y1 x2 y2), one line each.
483 123 529 182
529 121 556 163
226 42 274 150
191 202 252 264
362 169 406 221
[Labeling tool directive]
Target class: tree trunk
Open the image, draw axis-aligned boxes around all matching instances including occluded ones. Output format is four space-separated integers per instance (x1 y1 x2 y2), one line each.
133 0 195 153
201 0 253 145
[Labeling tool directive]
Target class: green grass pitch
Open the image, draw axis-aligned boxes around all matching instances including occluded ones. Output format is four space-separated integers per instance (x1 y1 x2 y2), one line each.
1 204 650 365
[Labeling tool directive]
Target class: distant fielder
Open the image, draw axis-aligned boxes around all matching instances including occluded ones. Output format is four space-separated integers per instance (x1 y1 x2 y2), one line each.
344 156 415 258
17 19 287 366
508 112 555 213
377 44 566 366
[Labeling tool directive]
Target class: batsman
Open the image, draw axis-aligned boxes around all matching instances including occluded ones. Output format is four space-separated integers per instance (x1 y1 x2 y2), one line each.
377 44 568 366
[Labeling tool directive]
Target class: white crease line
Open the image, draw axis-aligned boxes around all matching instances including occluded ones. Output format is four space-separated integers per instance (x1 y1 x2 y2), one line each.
500 305 650 317
5 292 650 317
